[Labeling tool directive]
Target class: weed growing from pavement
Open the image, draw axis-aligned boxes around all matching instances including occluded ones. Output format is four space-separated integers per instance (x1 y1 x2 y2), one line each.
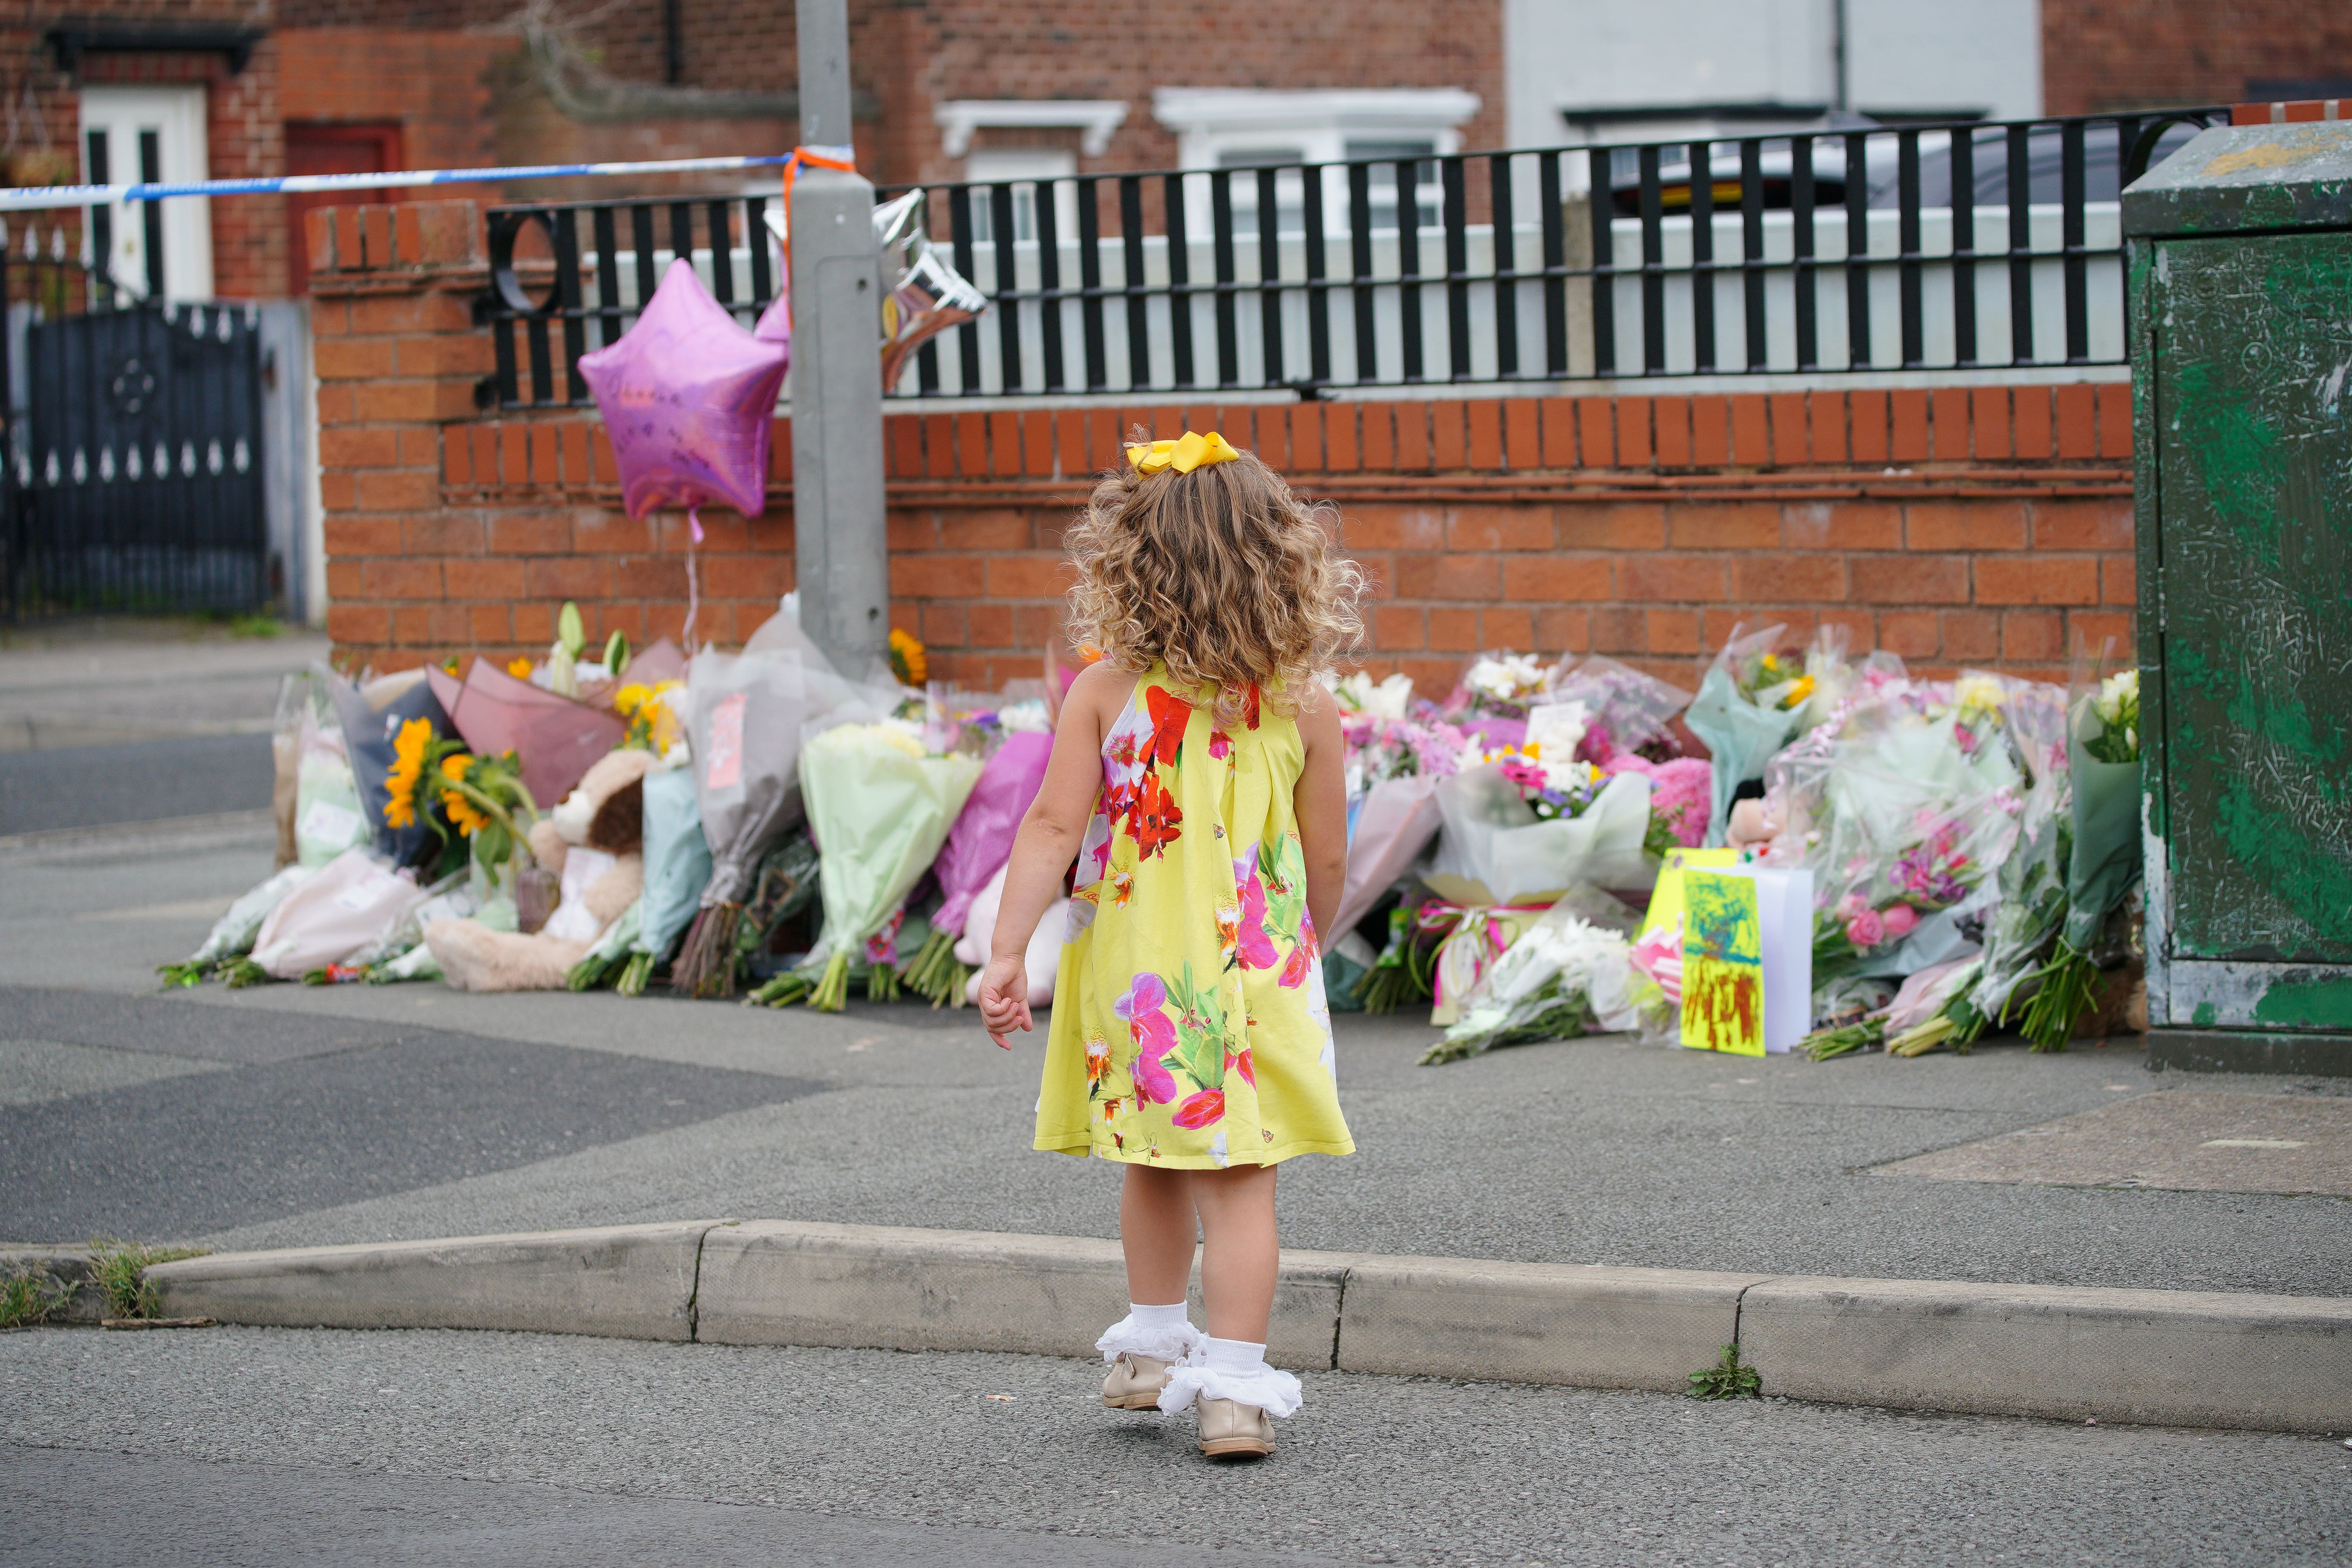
1688 1345 1763 1400
0 1269 73 1329
86 1242 208 1320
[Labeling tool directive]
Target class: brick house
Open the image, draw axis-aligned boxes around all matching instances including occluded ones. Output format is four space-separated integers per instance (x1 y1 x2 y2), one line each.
0 1 2339 675
6 1 2345 303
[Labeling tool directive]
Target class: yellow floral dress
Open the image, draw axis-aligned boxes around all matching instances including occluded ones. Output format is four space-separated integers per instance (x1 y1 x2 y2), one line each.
1035 666 1353 1168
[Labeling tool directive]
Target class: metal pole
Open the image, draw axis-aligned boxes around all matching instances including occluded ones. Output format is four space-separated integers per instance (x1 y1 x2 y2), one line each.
789 0 889 674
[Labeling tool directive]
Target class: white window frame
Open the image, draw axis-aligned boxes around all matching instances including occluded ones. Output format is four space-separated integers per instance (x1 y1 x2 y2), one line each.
934 100 1128 159
1150 87 1481 235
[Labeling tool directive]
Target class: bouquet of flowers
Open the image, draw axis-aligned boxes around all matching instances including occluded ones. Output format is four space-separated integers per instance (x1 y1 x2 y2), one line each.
1420 902 1640 1064
896 728 1053 1006
670 605 878 998
783 717 983 1012
1419 756 1653 1023
1544 655 1692 764
615 764 712 996
1682 625 1813 847
2013 666 2143 1050
159 862 320 987
1331 691 1464 945
1445 650 1551 749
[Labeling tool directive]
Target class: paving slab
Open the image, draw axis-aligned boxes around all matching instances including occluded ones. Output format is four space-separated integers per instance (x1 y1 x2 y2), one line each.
1879 1091 2352 1196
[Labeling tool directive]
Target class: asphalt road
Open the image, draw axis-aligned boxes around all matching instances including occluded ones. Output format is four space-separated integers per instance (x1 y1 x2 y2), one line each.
0 732 274 835
3 1326 2345 1568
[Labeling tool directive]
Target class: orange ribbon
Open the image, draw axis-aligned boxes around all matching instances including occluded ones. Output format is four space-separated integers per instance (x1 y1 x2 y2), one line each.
775 144 861 329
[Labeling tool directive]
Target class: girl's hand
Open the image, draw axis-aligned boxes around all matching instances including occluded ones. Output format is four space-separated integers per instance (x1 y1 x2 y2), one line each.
977 957 1032 1049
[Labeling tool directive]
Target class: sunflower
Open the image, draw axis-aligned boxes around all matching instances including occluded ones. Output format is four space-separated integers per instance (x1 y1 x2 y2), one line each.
383 717 434 828
507 656 533 679
438 753 489 837
888 626 927 687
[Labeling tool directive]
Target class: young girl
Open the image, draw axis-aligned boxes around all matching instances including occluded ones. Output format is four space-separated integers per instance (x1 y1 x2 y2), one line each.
977 429 1362 1461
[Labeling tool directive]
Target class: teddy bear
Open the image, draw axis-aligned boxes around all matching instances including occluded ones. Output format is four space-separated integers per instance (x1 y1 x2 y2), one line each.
425 747 657 992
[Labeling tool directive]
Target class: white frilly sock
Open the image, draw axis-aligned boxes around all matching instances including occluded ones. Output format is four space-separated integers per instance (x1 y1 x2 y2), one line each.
1157 1335 1302 1419
1095 1301 1205 1366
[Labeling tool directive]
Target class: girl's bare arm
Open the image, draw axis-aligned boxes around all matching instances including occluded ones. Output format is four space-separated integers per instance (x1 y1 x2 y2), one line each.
1291 683 1348 948
976 661 1133 1045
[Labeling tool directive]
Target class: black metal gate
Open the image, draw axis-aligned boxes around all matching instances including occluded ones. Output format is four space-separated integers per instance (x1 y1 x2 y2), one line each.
4 275 268 618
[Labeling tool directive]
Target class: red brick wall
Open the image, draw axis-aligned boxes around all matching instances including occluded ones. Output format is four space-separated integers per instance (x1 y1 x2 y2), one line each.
2044 0 2352 115
274 0 1502 189
311 202 2135 696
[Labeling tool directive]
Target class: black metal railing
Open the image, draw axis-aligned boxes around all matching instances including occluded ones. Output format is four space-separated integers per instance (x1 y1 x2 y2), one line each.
483 107 2224 410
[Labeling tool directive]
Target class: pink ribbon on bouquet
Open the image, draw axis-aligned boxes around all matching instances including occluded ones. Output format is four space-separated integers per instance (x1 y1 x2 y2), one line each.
1414 898 1554 1010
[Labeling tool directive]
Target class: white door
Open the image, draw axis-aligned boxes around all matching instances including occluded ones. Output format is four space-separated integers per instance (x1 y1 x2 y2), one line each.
78 85 213 302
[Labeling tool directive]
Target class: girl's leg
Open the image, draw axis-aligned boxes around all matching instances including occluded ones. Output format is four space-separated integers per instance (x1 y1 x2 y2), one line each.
1119 1163 1197 1306
1189 1163 1279 1342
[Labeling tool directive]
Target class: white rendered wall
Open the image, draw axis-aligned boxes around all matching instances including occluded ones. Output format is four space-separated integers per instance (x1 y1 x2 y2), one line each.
1506 0 2041 149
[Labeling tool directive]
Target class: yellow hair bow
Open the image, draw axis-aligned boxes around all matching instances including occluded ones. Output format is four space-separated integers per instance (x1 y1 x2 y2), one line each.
1127 430 1241 475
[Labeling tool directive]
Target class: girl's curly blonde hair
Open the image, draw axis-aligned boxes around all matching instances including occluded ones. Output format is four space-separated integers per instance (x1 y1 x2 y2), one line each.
1063 438 1366 715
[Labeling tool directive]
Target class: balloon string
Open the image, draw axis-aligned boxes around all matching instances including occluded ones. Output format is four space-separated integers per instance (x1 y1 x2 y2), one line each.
683 505 703 651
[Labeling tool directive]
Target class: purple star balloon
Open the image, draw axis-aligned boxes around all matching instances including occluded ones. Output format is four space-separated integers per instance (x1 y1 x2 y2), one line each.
577 258 790 523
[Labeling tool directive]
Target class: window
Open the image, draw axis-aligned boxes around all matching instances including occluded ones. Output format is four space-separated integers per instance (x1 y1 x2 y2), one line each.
964 147 1077 246
1153 89 1477 235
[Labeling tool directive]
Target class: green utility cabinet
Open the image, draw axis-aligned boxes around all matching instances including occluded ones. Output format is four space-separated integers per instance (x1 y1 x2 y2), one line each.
2124 122 2352 1076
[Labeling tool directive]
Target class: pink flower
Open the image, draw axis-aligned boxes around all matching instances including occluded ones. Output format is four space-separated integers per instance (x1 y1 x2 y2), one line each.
1498 757 1547 793
1113 973 1179 1104
1643 757 1713 847
1228 1047 1256 1087
1879 902 1920 938
1231 864 1279 971
1835 892 1870 920
1209 730 1231 760
1845 908 1888 949
1173 1090 1225 1128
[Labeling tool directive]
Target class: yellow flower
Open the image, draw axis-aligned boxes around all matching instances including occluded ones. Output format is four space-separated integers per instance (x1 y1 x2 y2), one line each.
383 717 433 829
889 627 928 687
441 788 489 837
439 753 473 784
614 682 651 717
1780 674 1816 709
506 657 533 679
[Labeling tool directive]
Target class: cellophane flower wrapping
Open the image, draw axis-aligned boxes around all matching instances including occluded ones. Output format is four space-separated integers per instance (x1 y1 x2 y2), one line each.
1430 761 1657 905
1330 685 1464 940
1683 624 1807 847
1767 669 2035 1017
1967 679 2073 1018
2064 675 2142 950
798 718 983 976
632 764 712 963
1424 904 1641 1063
929 729 1054 937
1543 655 1692 763
184 862 319 967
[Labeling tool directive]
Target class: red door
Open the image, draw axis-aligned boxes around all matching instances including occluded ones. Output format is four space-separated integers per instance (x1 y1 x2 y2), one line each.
285 124 403 296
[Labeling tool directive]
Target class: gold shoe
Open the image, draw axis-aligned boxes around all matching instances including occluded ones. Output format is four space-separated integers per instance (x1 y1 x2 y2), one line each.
1101 1353 1172 1409
1196 1397 1274 1458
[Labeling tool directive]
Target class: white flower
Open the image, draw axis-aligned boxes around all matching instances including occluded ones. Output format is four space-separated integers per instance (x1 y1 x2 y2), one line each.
1467 653 1546 704
2093 669 2138 727
1335 670 1415 719
1525 700 1590 761
997 699 1052 733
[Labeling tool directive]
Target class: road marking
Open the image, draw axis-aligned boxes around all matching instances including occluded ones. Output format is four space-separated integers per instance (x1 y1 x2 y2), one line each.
74 896 238 922
2200 1138 2305 1149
